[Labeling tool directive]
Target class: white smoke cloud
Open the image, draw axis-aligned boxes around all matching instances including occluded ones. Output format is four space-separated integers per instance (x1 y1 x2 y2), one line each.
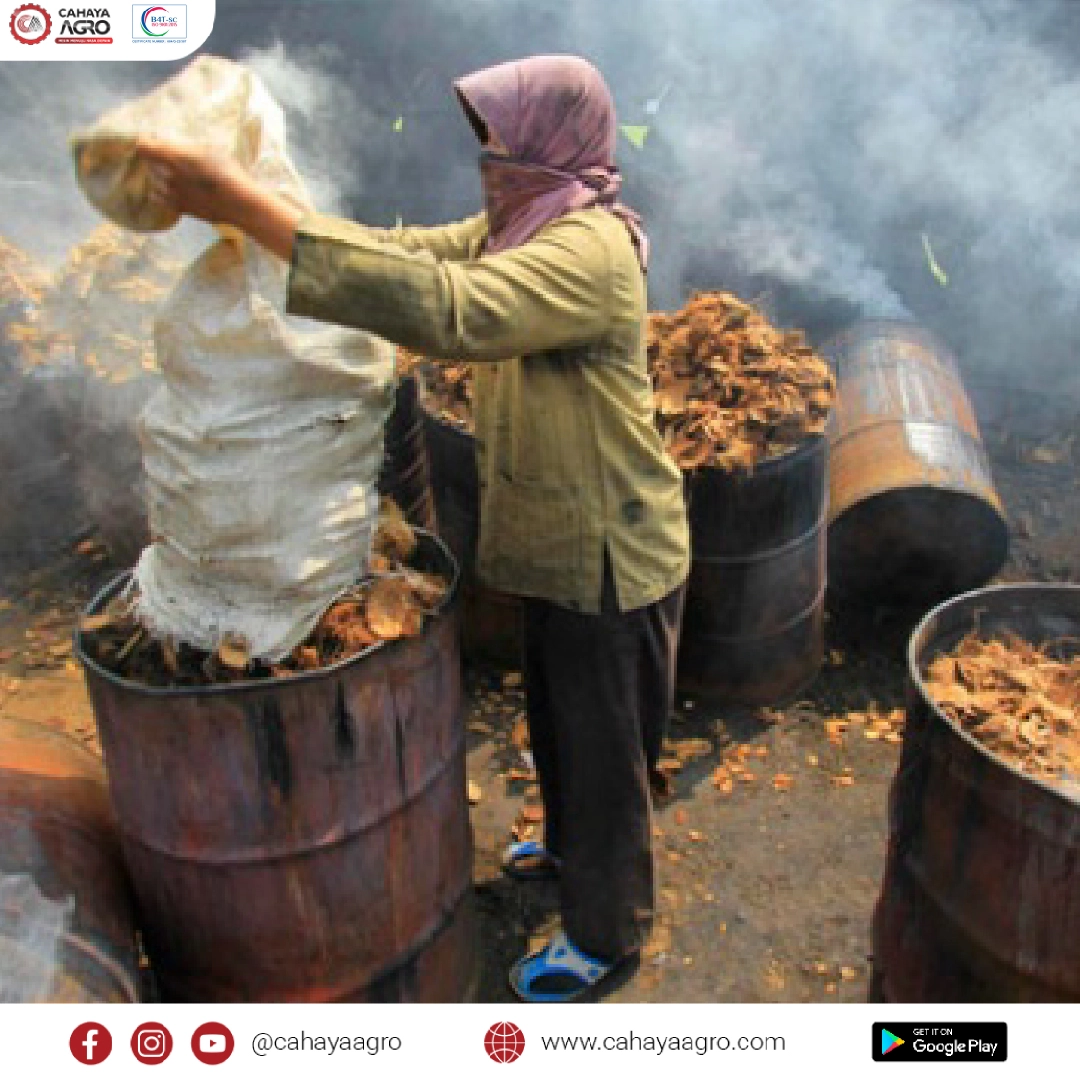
3 0 1080 371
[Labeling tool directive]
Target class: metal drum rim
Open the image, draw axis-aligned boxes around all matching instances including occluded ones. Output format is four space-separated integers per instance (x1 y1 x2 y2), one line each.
821 315 946 359
907 581 1080 810
74 529 460 700
685 430 827 487
828 482 1008 532
422 410 476 449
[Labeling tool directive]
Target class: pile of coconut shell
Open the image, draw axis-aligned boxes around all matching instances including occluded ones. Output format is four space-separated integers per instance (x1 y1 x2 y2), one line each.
647 292 834 471
398 291 835 471
79 501 450 688
925 632 1080 794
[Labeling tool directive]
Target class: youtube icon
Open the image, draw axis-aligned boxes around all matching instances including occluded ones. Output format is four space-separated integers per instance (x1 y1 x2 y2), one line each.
191 1022 234 1065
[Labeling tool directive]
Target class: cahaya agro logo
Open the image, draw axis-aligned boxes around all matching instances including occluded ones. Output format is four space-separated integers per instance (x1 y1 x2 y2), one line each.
9 3 52 44
56 7 113 43
132 3 185 42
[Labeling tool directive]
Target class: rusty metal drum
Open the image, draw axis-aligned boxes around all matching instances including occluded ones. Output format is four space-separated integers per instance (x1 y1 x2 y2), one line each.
0 717 140 1003
77 531 476 1003
824 320 1008 607
873 583 1080 1002
677 435 828 704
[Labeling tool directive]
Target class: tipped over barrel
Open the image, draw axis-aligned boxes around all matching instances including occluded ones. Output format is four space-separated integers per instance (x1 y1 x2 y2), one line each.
0 718 140 1003
78 531 476 1003
874 583 1080 1002
824 320 1008 607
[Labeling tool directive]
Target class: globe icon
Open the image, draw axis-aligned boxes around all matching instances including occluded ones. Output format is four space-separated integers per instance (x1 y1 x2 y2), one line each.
485 1021 526 1063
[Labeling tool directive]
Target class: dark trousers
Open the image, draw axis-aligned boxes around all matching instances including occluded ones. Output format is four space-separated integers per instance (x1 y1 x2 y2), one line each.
522 556 686 962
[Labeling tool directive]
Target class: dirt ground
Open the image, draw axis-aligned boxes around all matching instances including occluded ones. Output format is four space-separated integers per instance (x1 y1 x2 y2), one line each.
0 385 1076 1004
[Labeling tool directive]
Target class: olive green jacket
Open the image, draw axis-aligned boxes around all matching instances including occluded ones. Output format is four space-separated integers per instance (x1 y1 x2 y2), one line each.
287 207 690 612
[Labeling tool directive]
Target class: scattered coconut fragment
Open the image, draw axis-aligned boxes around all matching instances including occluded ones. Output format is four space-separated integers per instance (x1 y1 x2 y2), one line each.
712 766 734 794
216 633 250 672
510 714 530 751
669 736 713 762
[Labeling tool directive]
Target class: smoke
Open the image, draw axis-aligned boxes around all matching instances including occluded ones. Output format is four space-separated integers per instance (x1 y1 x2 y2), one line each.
212 0 1080 386
0 63 159 264
4 3 1080 355
239 41 381 215
581 0 1080 372
3 0 1080 573
348 0 1071 380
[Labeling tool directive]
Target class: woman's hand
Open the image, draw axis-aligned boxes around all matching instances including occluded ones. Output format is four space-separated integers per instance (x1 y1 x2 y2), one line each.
136 137 303 260
138 137 255 226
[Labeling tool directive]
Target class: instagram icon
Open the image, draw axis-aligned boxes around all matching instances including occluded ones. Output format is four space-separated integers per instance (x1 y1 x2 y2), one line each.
131 1022 174 1065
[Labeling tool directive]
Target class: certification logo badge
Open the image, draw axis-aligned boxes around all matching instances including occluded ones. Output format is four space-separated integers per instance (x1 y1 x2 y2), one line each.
132 2 184 41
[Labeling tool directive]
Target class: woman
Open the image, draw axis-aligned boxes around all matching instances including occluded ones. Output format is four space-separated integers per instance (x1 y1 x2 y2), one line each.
138 54 690 1003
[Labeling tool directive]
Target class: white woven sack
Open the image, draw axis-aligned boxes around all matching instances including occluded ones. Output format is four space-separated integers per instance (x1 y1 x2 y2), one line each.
74 56 395 660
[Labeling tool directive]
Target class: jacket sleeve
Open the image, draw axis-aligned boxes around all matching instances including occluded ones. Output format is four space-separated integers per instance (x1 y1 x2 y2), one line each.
313 214 488 262
286 210 613 362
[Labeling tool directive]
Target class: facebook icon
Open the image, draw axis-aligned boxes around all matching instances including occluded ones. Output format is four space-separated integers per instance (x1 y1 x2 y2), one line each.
70 1022 113 1065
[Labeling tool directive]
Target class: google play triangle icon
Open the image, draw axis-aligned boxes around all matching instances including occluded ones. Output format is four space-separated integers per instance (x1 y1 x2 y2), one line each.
881 1030 905 1055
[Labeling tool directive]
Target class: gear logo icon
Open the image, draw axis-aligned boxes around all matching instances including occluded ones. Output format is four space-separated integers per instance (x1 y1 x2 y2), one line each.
10 3 52 44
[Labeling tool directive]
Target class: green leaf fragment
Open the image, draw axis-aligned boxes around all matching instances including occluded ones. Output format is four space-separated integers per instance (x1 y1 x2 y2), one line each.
921 233 948 287
619 124 650 150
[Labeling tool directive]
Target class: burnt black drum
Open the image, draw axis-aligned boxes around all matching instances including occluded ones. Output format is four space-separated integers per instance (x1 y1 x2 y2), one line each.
677 434 828 704
377 375 437 530
423 411 522 668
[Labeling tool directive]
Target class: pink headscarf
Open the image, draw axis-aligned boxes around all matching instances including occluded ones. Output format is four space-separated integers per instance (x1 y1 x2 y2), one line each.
454 55 648 269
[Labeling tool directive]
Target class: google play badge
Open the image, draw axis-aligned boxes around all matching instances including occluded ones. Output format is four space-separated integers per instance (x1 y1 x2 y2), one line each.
881 1030 905 1056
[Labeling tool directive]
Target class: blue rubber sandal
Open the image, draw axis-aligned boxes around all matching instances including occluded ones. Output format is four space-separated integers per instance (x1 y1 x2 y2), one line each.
502 840 562 882
509 930 613 1003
